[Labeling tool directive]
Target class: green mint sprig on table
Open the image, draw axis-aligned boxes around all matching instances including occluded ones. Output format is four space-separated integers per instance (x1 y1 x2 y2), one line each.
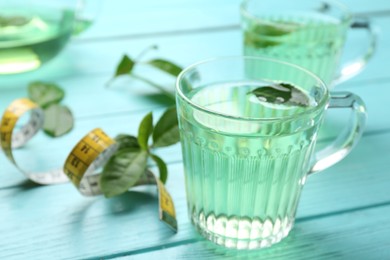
28 81 74 137
106 46 183 101
100 106 180 198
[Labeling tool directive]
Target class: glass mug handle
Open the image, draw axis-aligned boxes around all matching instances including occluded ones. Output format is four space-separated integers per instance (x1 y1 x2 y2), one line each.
73 0 102 35
333 18 378 85
309 92 367 174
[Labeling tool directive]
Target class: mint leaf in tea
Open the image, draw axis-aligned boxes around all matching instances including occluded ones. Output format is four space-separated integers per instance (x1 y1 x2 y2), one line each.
248 83 311 107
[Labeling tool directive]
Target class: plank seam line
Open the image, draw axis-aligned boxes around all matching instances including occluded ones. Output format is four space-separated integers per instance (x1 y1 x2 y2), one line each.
342 76 390 89
88 201 390 259
296 200 390 223
74 10 390 44
75 25 240 44
355 10 390 17
0 126 388 191
317 128 390 145
81 238 199 260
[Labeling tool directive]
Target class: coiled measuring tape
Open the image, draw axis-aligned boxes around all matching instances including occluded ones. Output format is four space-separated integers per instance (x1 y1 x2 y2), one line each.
64 128 177 232
0 99 177 232
0 98 67 184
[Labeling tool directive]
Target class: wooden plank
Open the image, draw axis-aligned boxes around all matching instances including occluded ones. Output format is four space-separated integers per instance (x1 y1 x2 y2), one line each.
0 73 389 188
82 0 240 39
0 106 170 188
0 130 389 259
0 16 389 116
78 16 390 87
81 0 390 40
126 204 390 259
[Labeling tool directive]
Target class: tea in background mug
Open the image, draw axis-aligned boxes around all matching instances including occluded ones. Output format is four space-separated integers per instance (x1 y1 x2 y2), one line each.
241 0 377 87
0 0 100 74
176 56 366 250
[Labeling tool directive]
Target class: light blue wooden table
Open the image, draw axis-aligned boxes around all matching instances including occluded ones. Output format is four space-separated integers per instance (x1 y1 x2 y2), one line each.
0 0 389 259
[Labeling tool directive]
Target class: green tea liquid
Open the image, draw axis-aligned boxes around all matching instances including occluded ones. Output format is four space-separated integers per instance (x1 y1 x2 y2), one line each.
178 82 322 249
0 7 75 74
243 13 347 85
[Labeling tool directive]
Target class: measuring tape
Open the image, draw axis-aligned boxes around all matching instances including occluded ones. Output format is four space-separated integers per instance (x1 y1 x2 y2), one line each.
0 99 177 232
63 128 177 232
0 98 67 184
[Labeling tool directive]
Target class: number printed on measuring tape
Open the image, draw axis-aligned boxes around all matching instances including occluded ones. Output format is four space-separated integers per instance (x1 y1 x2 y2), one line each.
156 176 177 232
63 128 118 195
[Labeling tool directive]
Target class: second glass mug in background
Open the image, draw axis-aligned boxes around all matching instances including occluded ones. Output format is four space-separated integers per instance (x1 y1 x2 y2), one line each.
0 0 100 74
176 56 366 250
241 0 377 88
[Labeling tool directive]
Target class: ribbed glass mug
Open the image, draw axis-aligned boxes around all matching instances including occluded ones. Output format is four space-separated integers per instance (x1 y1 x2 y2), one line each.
176 56 367 250
241 0 377 88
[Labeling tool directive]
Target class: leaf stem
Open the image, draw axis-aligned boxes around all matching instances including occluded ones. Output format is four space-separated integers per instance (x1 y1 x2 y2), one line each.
131 73 176 101
105 78 114 88
135 45 158 62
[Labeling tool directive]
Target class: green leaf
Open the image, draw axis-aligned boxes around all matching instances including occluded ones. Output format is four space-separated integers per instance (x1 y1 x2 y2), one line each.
244 21 299 48
138 112 154 150
100 149 148 198
253 22 298 37
115 54 135 77
244 31 280 48
0 15 30 27
28 81 65 108
114 134 140 151
248 83 310 107
147 59 183 77
150 154 168 184
152 107 180 148
43 104 74 137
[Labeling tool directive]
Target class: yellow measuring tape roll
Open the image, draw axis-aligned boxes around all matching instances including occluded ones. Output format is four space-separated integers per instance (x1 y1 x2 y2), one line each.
0 98 68 184
64 128 178 232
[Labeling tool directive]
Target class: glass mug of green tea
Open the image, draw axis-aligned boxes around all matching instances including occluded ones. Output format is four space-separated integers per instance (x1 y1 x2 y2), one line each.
241 0 377 88
0 0 100 74
176 56 366 249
